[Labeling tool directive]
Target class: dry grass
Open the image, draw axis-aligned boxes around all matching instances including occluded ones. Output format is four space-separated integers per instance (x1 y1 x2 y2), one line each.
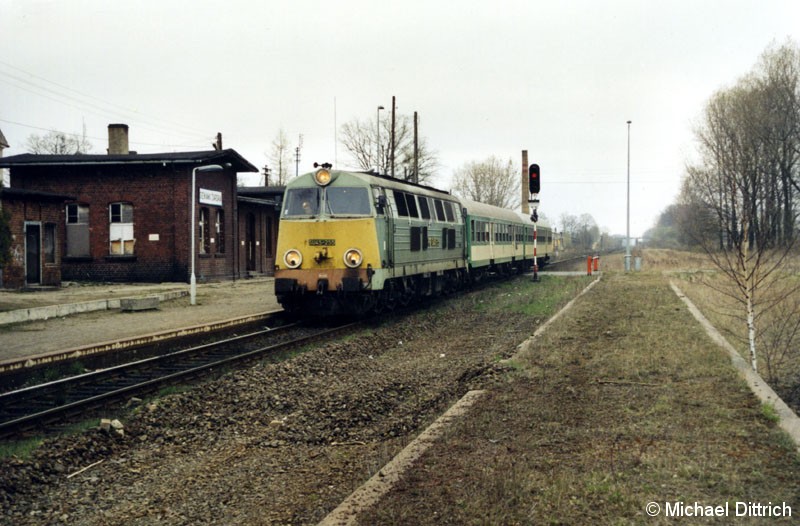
359 269 800 525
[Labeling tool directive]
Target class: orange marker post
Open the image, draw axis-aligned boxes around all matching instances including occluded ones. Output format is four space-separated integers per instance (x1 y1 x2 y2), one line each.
587 256 593 276
593 256 600 272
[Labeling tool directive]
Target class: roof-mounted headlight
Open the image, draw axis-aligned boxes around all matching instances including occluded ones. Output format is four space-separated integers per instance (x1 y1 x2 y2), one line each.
314 169 332 186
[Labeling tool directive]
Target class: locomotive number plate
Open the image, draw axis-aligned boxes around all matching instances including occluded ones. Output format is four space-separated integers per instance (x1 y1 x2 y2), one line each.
308 239 336 246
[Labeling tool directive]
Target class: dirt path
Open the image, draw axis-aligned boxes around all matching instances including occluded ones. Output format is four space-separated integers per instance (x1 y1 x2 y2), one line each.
360 272 800 524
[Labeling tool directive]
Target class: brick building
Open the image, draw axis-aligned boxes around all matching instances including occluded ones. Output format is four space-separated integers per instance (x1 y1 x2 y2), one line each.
0 125 266 286
0 188 75 288
237 186 284 277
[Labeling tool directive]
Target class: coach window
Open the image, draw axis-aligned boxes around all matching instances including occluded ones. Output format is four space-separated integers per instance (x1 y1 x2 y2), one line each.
199 208 210 254
215 210 225 254
109 202 134 255
66 203 90 257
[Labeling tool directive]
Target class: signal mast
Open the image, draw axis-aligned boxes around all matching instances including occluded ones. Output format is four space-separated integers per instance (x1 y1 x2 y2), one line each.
528 163 541 282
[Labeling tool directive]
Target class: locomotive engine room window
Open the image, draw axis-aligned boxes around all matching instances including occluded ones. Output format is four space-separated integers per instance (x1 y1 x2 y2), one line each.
327 187 371 216
443 201 455 222
66 203 90 257
434 199 446 222
199 207 210 254
393 190 409 217
418 196 431 220
404 193 419 218
215 210 225 254
284 187 320 217
109 202 134 255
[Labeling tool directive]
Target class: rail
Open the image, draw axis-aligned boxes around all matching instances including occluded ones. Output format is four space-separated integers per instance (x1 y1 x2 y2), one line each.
0 321 358 438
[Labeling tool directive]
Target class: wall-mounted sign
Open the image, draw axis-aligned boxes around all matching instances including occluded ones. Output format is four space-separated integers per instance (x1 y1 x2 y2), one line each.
199 188 223 206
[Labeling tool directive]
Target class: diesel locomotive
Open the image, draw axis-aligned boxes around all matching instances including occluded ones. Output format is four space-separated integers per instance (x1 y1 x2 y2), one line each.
274 166 552 315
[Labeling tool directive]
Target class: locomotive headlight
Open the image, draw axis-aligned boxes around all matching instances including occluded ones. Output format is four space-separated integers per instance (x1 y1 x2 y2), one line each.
283 249 303 269
314 168 332 186
343 248 363 268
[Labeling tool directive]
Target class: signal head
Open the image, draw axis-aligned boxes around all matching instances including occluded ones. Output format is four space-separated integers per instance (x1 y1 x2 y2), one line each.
529 163 541 194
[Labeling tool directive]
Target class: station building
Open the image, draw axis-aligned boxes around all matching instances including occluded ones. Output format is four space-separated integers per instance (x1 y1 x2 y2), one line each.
0 124 282 289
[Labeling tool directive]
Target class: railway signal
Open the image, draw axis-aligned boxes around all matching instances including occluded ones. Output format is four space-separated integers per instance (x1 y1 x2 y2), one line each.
528 163 540 195
528 163 541 282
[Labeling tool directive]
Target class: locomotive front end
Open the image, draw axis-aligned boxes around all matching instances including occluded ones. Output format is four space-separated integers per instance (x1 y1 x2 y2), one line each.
274 167 381 315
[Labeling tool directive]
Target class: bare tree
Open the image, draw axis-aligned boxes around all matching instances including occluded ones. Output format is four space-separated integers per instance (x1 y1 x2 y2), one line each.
267 128 292 186
681 40 800 373
25 129 92 154
452 156 518 208
559 213 599 250
339 114 438 184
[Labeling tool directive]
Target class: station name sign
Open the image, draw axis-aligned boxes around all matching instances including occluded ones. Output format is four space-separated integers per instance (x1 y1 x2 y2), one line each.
199 188 223 206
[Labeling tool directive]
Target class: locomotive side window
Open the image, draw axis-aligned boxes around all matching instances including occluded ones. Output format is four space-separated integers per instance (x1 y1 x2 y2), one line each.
326 187 371 216
434 199 446 222
284 187 320 217
418 196 431 220
443 201 455 222
405 193 419 218
393 190 409 217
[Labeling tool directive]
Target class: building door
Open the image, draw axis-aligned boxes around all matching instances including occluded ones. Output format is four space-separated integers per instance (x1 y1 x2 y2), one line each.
246 212 256 271
25 223 41 285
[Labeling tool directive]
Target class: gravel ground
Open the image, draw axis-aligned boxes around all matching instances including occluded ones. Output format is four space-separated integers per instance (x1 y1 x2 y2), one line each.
0 277 579 525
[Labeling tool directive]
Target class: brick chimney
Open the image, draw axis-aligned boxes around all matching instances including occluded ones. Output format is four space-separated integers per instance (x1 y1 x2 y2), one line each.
521 150 529 215
107 124 129 155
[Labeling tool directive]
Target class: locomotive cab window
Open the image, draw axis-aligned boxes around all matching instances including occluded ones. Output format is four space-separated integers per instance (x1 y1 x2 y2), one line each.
326 187 371 216
284 188 320 217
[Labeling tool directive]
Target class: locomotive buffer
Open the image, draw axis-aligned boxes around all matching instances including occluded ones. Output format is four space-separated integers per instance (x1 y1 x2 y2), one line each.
528 163 541 282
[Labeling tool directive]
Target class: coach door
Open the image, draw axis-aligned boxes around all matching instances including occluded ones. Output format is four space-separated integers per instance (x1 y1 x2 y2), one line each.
25 222 41 285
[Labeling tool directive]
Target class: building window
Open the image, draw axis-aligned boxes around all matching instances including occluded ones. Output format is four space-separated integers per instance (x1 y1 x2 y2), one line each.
66 203 90 257
215 209 224 254
109 202 134 255
199 207 210 254
44 223 56 263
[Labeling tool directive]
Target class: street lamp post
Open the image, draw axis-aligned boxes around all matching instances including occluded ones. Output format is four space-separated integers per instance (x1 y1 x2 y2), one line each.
376 105 384 174
625 120 632 272
190 164 225 305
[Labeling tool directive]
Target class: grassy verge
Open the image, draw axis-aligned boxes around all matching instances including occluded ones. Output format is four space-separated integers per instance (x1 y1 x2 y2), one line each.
360 270 800 525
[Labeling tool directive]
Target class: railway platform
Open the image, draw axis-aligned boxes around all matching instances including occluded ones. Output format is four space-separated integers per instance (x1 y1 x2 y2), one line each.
0 278 279 370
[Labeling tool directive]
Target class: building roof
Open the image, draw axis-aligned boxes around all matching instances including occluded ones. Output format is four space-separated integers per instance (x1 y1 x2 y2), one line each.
0 187 76 202
237 186 284 208
0 148 258 172
237 185 286 196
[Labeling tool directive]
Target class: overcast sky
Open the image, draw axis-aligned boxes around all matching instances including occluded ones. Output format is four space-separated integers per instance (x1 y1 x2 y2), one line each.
2 0 799 236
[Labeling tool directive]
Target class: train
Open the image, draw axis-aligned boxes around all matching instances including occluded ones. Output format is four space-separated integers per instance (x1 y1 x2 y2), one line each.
274 165 553 316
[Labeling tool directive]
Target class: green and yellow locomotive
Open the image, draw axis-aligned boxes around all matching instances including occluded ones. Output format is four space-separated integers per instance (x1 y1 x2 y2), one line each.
274 166 552 316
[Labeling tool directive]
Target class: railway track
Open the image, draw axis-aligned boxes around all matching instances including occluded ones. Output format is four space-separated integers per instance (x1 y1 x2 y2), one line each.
0 321 357 439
